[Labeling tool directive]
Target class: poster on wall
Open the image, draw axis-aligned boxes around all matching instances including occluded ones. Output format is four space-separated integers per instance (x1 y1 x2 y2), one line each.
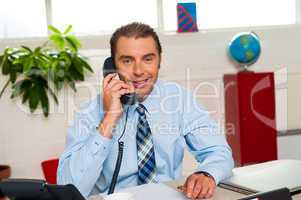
177 2 198 33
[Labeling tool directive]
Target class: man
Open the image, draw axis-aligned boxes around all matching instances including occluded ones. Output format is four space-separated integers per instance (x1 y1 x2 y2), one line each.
57 22 234 199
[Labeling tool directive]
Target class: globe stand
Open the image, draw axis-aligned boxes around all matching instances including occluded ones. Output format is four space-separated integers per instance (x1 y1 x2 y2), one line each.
242 65 248 71
237 65 253 73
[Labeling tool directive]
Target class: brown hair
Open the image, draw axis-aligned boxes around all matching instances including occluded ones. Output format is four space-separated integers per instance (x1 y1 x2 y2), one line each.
110 22 162 58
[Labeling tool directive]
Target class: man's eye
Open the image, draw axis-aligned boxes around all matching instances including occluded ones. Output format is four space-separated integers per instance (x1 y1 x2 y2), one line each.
145 57 153 63
123 59 132 64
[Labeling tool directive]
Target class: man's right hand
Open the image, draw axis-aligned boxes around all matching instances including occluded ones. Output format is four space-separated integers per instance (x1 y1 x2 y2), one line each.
98 73 134 138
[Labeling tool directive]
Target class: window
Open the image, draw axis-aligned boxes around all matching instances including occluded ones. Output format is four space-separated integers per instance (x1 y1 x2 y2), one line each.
51 0 158 35
163 0 297 31
0 0 48 38
0 0 298 38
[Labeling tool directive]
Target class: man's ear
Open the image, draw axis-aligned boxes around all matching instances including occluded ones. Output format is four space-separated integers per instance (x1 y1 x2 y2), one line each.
158 54 162 69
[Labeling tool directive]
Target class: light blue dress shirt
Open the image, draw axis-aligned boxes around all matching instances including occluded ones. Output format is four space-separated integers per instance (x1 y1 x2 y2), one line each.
57 80 234 197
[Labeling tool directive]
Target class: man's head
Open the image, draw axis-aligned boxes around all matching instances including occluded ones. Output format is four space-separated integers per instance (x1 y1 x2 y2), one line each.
110 22 162 101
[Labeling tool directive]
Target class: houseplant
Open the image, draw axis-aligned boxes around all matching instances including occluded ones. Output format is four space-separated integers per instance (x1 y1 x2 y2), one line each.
0 25 93 117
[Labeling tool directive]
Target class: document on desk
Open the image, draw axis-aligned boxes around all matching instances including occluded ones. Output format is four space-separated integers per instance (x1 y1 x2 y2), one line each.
119 183 186 200
219 160 301 194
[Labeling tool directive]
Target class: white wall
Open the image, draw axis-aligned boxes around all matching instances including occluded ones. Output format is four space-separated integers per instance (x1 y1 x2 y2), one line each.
1 25 301 179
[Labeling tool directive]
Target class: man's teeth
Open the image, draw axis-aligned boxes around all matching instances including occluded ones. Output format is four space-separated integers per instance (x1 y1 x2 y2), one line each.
135 79 147 84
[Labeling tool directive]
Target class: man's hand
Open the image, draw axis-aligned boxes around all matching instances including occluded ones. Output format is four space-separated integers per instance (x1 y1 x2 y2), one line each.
182 173 216 199
98 73 134 138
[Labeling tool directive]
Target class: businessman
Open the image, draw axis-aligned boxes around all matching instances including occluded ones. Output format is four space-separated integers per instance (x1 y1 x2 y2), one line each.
57 22 234 199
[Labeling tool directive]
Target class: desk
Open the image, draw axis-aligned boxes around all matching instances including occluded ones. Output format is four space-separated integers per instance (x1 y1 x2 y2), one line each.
167 179 301 200
89 179 301 200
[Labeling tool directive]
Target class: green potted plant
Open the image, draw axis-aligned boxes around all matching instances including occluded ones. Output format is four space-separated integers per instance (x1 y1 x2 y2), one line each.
0 25 93 117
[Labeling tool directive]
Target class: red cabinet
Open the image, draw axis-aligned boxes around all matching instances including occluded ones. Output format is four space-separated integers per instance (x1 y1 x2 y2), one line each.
224 72 277 166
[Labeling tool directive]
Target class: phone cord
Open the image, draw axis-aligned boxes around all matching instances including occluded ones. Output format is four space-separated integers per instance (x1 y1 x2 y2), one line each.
107 107 130 195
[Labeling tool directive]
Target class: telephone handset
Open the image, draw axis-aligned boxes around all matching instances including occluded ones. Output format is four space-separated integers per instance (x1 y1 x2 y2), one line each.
103 57 137 105
102 57 133 194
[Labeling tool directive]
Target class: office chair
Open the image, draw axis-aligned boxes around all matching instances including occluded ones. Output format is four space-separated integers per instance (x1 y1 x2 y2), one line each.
41 158 59 184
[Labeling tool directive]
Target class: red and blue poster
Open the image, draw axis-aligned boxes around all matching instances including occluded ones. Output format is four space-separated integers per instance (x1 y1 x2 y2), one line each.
177 2 198 33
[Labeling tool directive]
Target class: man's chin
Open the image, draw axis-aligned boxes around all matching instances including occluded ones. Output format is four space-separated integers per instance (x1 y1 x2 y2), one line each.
135 88 152 102
135 92 147 102
134 79 156 102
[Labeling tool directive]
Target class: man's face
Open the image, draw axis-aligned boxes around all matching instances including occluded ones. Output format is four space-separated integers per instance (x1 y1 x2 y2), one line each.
114 36 160 101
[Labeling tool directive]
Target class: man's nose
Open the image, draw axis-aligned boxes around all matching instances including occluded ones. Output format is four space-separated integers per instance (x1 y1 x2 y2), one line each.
133 61 144 76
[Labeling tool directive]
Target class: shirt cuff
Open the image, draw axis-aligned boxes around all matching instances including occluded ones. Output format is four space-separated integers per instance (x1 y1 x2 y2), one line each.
86 129 113 156
194 166 222 185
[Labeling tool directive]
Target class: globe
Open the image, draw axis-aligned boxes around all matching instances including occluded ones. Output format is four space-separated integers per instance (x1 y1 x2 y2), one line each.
228 32 261 70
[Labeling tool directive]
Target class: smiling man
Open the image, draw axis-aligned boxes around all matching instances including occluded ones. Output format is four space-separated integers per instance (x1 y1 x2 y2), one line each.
57 22 234 199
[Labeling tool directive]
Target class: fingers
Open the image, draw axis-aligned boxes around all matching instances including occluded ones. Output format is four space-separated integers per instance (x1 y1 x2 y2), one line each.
110 81 131 92
115 88 132 98
185 176 197 199
127 82 135 93
184 174 216 199
104 79 132 99
104 74 132 91
192 178 204 198
103 73 117 89
196 181 209 199
205 185 215 199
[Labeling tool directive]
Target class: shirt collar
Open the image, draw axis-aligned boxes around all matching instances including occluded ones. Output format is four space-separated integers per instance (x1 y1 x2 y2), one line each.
126 79 162 117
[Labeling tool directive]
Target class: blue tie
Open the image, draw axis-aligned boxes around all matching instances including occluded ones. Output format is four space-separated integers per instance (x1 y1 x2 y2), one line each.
136 104 157 185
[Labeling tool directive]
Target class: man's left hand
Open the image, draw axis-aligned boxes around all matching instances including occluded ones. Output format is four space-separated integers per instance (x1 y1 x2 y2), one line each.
182 173 216 199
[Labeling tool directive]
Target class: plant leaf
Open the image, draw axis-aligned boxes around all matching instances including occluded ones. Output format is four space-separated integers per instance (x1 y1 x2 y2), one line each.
23 56 34 72
54 80 64 91
78 56 93 72
0 55 3 67
19 79 33 103
1 55 9 75
48 25 62 34
9 71 17 83
58 51 72 68
65 75 77 92
21 46 33 53
65 35 81 52
10 79 26 98
73 58 84 75
34 47 41 54
68 66 84 81
48 87 58 104
22 90 30 104
65 37 77 52
38 85 49 117
63 25 72 35
50 34 65 50
67 79 76 92
28 85 40 113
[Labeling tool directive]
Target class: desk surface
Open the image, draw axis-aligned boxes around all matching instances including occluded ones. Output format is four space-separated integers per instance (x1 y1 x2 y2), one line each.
167 179 301 200
89 179 301 200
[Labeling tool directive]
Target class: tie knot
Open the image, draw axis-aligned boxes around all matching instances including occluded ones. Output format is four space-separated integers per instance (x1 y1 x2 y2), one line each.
136 104 146 116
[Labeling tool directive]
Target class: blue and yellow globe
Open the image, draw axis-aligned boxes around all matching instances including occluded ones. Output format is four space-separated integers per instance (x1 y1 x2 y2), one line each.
228 32 261 68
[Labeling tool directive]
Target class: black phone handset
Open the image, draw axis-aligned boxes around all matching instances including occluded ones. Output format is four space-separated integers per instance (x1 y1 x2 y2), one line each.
103 57 137 105
102 57 133 194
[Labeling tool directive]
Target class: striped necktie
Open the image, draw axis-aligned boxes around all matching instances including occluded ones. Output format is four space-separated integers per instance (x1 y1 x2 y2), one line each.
136 103 157 185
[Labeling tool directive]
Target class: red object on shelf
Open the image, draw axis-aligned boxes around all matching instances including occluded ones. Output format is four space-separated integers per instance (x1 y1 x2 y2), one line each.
224 72 277 166
41 158 59 184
